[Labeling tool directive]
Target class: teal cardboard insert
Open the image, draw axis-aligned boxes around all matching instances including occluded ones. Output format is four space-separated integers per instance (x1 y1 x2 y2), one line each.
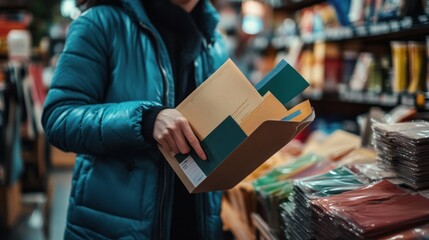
255 60 309 105
175 116 247 176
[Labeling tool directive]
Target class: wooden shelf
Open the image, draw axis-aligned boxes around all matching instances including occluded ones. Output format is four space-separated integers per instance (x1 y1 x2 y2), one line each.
274 0 325 11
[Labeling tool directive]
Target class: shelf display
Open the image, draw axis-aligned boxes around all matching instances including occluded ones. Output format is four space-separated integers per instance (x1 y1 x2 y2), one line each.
222 123 429 239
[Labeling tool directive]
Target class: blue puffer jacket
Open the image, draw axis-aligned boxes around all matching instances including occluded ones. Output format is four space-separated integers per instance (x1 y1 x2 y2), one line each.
41 0 228 239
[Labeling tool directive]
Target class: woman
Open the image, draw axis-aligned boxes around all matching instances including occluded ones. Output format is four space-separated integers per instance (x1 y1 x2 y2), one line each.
42 0 228 239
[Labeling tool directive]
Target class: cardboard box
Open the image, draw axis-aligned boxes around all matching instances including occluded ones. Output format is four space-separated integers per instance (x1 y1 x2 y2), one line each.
159 59 314 193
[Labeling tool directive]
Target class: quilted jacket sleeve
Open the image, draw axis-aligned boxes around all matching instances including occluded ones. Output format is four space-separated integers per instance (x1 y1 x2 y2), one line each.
42 14 161 155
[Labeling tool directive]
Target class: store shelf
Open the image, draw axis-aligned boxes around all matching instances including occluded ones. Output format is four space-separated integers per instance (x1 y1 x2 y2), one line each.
303 91 429 111
306 16 429 43
0 4 28 11
271 16 429 49
338 92 399 107
274 0 325 11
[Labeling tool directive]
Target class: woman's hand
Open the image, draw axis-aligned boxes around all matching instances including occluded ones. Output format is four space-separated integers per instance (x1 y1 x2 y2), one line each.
154 109 207 160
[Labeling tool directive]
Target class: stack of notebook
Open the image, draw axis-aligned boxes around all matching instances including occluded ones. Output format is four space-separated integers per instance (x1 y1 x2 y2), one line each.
373 121 429 189
310 180 429 239
279 167 368 240
252 153 335 235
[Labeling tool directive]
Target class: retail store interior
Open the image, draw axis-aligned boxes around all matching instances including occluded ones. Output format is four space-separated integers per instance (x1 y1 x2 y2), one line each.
1 0 429 239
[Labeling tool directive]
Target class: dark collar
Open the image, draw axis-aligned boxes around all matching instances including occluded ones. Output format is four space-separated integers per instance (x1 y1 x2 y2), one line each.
120 0 219 43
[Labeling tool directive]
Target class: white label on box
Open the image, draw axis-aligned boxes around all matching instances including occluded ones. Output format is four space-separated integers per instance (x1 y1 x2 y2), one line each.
179 155 206 187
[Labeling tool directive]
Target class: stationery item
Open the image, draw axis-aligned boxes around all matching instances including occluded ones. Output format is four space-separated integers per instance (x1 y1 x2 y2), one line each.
367 57 383 93
335 148 377 166
349 0 365 24
296 166 367 199
380 223 429 240
348 162 397 181
176 59 264 140
342 50 358 87
312 180 429 239
349 52 374 91
252 154 334 235
377 0 402 20
160 59 314 193
280 166 368 240
297 50 314 88
240 92 288 136
253 153 322 187
407 41 426 93
312 42 341 93
307 130 361 161
391 41 408 93
424 36 429 91
328 0 352 26
372 121 429 189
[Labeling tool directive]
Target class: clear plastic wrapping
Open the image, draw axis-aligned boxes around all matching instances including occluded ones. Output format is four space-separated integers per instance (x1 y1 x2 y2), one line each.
372 121 429 189
279 167 368 240
311 180 429 239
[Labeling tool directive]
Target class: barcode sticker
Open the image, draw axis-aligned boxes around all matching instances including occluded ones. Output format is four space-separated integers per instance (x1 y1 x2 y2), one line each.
179 155 206 187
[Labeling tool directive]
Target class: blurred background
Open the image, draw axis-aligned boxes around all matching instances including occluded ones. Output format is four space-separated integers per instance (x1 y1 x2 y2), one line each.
1 0 429 239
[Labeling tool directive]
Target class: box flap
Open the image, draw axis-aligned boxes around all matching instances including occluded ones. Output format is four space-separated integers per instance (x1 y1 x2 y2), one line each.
255 59 310 105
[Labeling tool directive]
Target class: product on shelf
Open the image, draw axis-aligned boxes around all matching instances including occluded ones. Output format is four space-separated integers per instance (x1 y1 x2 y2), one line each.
377 0 422 21
348 0 365 25
328 0 352 26
427 36 429 91
252 153 335 236
334 148 377 166
280 166 369 240
349 52 374 92
379 223 429 240
407 41 426 93
348 162 397 181
373 121 429 189
302 130 361 161
391 41 408 93
341 50 359 88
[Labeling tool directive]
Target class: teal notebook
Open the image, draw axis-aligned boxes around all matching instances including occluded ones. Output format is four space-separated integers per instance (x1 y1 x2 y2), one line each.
255 60 310 105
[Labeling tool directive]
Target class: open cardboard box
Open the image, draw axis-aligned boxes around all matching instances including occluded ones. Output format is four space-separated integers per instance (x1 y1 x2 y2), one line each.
159 59 315 193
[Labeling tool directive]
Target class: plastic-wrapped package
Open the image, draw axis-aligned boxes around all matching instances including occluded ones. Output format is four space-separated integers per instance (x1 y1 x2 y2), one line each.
295 166 368 199
372 121 429 189
348 162 397 181
311 180 429 239
279 166 368 240
253 153 322 186
252 153 335 236
380 223 429 240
